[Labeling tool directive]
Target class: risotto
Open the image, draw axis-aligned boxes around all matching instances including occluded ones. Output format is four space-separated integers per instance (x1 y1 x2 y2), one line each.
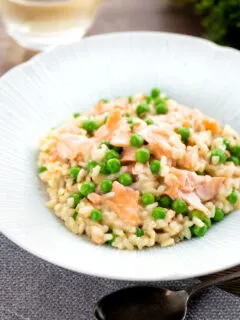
38 89 240 250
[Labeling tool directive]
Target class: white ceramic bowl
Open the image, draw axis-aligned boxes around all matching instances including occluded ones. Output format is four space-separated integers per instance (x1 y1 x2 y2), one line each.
1 32 240 281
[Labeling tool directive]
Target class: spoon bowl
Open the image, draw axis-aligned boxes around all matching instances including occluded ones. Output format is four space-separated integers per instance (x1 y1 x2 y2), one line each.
95 286 188 320
95 271 240 320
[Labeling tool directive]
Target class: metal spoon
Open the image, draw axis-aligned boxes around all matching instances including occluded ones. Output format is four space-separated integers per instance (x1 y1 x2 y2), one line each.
95 270 240 320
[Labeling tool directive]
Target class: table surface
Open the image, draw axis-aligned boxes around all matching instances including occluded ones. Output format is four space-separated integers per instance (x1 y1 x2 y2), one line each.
0 0 202 76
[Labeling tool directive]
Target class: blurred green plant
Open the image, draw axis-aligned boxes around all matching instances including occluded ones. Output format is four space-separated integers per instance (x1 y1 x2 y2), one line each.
170 0 240 49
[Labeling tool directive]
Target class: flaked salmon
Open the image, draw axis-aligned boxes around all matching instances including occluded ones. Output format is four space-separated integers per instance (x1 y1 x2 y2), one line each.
121 146 138 163
110 128 131 147
94 109 131 147
94 108 121 142
92 97 129 115
56 120 81 135
57 133 95 160
138 124 185 160
88 181 141 226
202 117 221 135
165 168 225 213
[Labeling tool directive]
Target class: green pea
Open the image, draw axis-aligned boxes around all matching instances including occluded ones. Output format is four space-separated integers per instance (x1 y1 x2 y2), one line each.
189 210 211 229
191 224 207 237
101 179 113 193
155 102 168 114
196 171 206 176
189 210 205 220
128 96 133 103
202 217 211 229
105 149 120 161
136 104 150 117
227 189 238 204
152 207 166 220
231 145 240 158
106 233 117 245
146 96 152 104
69 166 81 181
210 149 226 164
73 112 80 118
141 193 155 205
100 98 109 103
130 133 144 147
72 211 78 221
107 158 121 173
155 97 167 104
100 140 111 149
127 117 133 124
151 88 160 99
213 208 224 222
227 156 239 166
69 193 82 209
118 173 133 186
158 195 172 208
135 148 150 163
178 127 190 143
112 146 123 153
103 115 108 124
82 120 99 133
150 160 161 174
90 209 103 222
136 228 144 237
80 182 95 196
172 199 188 214
87 160 98 172
223 138 231 150
100 141 122 153
125 112 131 117
39 166 47 173
99 162 110 175
145 118 154 125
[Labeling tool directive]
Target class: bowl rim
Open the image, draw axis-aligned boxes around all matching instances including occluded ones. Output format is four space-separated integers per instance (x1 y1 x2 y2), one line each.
1 31 240 281
1 31 239 84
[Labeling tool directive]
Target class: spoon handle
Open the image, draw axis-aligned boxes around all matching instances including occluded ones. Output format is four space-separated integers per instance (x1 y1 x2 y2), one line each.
186 269 240 297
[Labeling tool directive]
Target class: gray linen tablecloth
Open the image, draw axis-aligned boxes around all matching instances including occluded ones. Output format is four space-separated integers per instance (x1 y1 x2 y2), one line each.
1 234 240 320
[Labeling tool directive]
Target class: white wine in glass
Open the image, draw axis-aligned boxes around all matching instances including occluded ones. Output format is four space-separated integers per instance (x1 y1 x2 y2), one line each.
1 0 101 50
